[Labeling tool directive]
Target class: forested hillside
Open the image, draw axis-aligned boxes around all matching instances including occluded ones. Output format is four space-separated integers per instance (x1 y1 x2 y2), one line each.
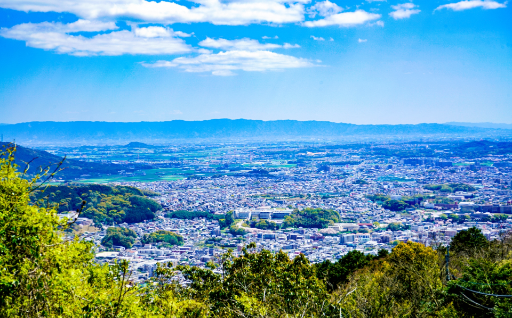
0 142 151 180
31 184 162 224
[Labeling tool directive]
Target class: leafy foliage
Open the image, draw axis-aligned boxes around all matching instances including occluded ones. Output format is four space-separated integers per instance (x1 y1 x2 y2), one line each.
218 211 235 229
283 208 340 229
101 227 137 249
31 184 162 225
382 199 410 211
250 219 279 230
339 242 448 317
387 222 411 231
315 250 380 291
450 227 489 257
448 183 477 192
166 210 225 220
0 146 146 317
366 194 390 203
228 225 247 236
424 183 476 193
177 243 340 317
141 230 184 247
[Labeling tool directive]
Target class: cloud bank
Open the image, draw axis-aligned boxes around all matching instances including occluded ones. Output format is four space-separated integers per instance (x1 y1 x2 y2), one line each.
304 10 381 27
0 22 193 56
435 0 507 11
199 38 300 51
0 0 309 26
142 50 317 76
389 3 421 19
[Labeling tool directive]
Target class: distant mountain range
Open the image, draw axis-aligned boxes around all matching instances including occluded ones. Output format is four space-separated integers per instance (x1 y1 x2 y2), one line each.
445 122 512 130
0 120 510 145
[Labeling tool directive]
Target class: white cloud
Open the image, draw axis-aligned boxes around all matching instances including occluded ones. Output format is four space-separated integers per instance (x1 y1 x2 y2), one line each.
435 0 506 11
307 0 342 17
0 0 309 26
0 19 118 34
142 50 317 76
0 22 193 56
389 3 420 19
311 35 325 41
134 26 192 38
262 35 279 39
283 43 301 48
304 10 381 27
329 37 334 41
358 38 367 42
199 38 299 51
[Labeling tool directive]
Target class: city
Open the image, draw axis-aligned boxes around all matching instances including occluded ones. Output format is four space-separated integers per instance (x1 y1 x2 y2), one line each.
50 140 512 283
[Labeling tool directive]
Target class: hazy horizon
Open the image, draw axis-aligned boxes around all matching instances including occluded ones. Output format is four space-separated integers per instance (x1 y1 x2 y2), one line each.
1 120 512 126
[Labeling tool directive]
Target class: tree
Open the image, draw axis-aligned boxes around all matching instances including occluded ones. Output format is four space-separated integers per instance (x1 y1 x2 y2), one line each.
448 214 460 223
382 199 410 212
101 227 137 248
283 208 340 229
0 146 146 317
315 251 375 291
229 225 247 236
448 183 476 192
178 243 340 317
338 242 447 317
218 211 235 229
31 184 161 225
387 222 409 231
450 227 488 256
141 230 184 246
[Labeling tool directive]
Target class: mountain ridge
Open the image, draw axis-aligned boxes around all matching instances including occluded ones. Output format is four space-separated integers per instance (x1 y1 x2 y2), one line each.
445 122 512 130
1 119 510 145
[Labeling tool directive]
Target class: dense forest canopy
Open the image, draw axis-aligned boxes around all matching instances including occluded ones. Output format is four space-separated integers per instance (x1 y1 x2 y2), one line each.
424 183 477 193
165 210 225 220
141 230 184 247
31 184 162 225
101 227 138 249
283 208 340 229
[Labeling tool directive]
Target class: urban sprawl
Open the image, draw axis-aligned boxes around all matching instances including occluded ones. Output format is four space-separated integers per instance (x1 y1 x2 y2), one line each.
54 141 512 283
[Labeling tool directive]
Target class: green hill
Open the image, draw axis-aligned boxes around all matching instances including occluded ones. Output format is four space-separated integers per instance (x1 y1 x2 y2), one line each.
31 184 162 224
0 142 150 180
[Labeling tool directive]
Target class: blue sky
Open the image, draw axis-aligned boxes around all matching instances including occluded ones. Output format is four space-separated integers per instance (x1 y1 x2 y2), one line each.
0 0 510 124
